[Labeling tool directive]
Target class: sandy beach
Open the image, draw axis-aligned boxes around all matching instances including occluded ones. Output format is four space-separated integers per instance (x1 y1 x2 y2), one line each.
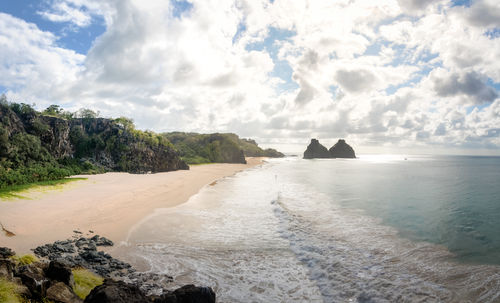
0 157 266 254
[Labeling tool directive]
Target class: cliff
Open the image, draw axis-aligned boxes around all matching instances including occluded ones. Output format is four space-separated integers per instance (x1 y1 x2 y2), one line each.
238 138 285 158
0 102 188 188
303 138 356 159
163 132 284 164
303 139 330 159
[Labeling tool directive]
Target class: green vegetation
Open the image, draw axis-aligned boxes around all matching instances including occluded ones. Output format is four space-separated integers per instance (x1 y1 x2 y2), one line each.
10 254 39 266
0 278 23 303
163 132 284 164
72 268 103 299
0 178 87 200
163 132 246 164
0 101 103 189
0 99 187 189
237 138 285 157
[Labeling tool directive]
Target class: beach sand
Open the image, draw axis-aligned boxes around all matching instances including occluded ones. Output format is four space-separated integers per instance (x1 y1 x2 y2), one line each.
0 157 266 254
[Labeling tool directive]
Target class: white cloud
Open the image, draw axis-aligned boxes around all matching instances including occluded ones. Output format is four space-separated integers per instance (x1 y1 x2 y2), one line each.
1 0 500 154
38 0 114 28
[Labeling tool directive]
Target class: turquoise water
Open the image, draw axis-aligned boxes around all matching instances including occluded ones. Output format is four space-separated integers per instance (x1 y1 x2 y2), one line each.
289 155 500 265
118 155 500 302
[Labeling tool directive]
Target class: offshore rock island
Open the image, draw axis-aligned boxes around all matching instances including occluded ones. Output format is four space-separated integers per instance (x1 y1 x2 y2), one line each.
303 138 356 159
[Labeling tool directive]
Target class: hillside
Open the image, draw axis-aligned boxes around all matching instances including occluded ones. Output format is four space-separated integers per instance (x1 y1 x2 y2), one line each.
162 132 284 164
0 102 187 188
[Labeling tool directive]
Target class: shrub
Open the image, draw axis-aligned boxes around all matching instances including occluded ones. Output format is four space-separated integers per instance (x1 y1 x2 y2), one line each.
72 268 103 299
10 254 38 266
0 278 23 303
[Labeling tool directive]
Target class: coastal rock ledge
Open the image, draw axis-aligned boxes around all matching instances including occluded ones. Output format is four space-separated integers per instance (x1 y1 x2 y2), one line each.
303 138 356 159
0 236 216 303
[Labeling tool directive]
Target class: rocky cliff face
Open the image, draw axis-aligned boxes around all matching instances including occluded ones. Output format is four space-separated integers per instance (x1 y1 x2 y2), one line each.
0 103 188 174
239 138 285 158
69 118 188 172
303 138 357 159
329 139 356 158
303 139 331 159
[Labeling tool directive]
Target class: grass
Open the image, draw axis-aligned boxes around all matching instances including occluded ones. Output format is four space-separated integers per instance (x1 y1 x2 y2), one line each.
0 278 23 303
72 268 103 299
0 178 87 200
10 254 38 266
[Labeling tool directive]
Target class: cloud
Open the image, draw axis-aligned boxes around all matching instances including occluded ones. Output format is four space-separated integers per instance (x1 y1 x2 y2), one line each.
1 0 500 153
0 12 84 102
334 69 378 94
433 71 498 104
38 0 112 28
464 0 500 28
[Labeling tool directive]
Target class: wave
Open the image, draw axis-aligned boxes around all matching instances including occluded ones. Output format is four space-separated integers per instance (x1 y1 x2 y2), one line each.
272 181 500 302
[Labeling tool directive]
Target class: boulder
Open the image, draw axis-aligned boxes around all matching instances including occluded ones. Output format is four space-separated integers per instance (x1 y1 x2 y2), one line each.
46 261 75 287
303 139 330 159
16 264 51 299
152 285 216 303
90 235 114 246
0 247 15 258
46 282 83 303
172 284 216 303
328 139 356 158
83 279 148 303
0 259 14 279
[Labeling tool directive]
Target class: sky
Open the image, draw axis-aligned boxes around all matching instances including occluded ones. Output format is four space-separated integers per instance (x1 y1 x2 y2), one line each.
0 0 499 155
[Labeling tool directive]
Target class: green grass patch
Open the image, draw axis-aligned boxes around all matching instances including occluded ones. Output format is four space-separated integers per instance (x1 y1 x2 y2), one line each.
0 178 87 200
181 156 211 165
72 268 103 299
0 278 23 303
10 254 38 266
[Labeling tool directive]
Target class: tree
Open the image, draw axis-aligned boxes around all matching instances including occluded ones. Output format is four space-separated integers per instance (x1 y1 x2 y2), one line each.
76 108 99 119
0 94 7 106
43 104 62 115
114 117 135 130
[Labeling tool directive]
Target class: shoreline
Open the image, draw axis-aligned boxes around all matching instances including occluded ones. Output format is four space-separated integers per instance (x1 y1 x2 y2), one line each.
0 157 267 254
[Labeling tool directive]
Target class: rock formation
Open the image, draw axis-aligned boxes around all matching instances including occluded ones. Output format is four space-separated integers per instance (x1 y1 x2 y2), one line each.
303 138 357 159
0 235 217 302
329 139 356 158
0 103 189 176
303 139 331 159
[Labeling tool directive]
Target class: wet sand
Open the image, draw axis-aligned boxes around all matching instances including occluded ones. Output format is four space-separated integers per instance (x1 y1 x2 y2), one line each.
0 158 266 254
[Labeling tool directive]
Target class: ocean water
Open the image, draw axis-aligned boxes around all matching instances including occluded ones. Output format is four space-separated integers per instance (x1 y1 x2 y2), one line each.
116 155 500 302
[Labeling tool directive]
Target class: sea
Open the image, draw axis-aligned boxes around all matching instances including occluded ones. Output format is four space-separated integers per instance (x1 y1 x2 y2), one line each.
115 155 500 302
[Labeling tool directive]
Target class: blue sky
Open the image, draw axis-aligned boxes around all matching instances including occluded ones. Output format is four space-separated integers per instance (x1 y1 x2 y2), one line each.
0 0 500 154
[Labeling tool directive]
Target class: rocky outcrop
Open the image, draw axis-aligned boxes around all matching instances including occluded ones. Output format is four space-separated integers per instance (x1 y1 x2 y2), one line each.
303 138 357 159
0 103 189 174
0 234 217 302
303 139 330 159
164 132 247 164
238 138 285 158
329 139 356 158
84 280 216 303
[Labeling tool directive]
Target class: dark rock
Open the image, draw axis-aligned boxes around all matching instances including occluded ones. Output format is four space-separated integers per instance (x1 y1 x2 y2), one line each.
83 279 148 303
173 284 216 303
46 282 83 303
90 235 114 246
46 261 75 287
152 285 216 303
16 264 51 299
329 139 356 158
0 247 15 258
0 259 14 279
303 139 330 159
